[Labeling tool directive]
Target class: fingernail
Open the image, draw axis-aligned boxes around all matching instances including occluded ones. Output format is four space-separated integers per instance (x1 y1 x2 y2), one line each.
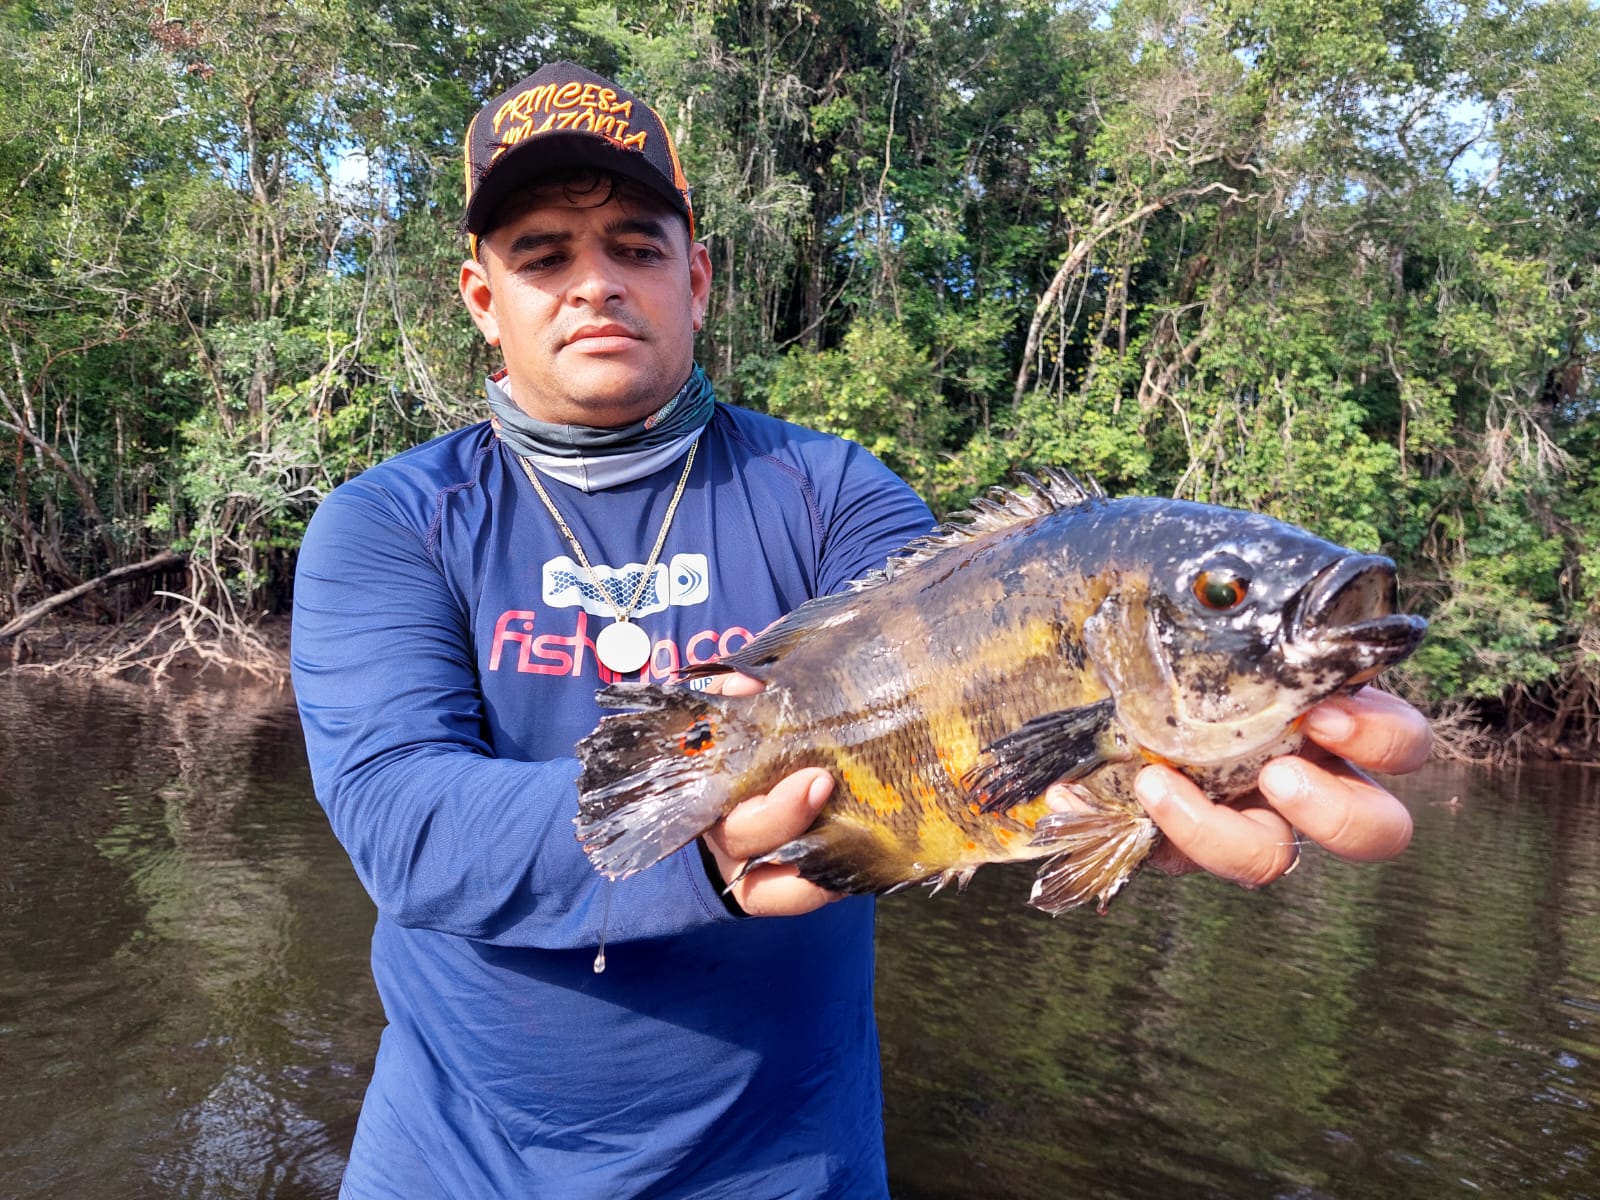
1260 760 1304 801
1134 769 1170 812
805 773 832 812
1304 704 1355 742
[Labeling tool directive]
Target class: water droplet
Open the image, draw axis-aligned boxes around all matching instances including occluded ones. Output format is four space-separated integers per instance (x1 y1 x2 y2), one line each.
592 880 615 974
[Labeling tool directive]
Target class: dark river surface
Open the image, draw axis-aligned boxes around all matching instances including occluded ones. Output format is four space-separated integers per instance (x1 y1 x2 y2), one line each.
2 675 1598 1200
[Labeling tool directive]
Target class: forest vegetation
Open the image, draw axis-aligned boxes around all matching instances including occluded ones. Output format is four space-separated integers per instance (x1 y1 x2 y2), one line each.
1 0 1596 760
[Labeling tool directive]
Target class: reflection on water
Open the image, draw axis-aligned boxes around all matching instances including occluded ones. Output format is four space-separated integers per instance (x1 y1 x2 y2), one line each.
1 676 1597 1199
0 676 379 1200
877 760 1600 1199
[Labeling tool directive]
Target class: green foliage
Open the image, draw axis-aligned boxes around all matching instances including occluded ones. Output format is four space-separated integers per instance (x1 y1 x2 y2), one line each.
1406 500 1567 701
0 0 1597 745
765 318 951 498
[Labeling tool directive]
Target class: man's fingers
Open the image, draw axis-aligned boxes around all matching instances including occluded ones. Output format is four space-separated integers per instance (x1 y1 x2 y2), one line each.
708 768 832 862
701 768 841 916
726 863 841 917
1134 765 1299 887
696 672 843 915
1259 755 1414 862
699 671 765 697
1303 689 1434 775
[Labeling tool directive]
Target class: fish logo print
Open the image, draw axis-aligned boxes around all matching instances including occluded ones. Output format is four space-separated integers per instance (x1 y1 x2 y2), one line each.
542 553 710 618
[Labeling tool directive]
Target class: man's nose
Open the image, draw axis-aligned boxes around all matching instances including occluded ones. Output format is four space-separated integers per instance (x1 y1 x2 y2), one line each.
566 247 626 307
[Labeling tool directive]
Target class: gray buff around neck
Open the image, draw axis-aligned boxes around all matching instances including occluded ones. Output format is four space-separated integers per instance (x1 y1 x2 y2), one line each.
486 367 715 492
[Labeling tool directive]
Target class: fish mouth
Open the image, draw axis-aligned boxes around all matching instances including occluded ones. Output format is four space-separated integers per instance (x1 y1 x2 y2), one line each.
1286 554 1427 669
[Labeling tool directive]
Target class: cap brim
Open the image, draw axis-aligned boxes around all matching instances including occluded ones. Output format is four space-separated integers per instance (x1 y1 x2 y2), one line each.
464 133 691 236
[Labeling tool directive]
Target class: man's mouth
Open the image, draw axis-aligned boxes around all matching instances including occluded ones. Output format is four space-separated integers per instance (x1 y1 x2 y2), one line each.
563 323 640 352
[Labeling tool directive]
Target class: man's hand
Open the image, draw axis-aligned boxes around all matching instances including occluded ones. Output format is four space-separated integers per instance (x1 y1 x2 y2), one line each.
1124 688 1432 887
697 672 843 917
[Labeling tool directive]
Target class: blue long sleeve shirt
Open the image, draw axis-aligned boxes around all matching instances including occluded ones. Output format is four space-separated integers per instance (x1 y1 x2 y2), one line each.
291 401 934 1198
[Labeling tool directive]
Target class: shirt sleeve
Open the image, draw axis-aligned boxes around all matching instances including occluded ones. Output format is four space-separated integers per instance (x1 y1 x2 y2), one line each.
290 477 741 952
812 442 937 595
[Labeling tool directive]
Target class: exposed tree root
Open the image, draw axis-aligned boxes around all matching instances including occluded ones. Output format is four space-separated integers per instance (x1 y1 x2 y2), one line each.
4 598 287 684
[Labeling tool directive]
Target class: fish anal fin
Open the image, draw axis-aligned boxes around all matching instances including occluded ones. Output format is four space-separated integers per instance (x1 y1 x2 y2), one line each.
927 865 980 897
1027 810 1160 915
967 699 1121 815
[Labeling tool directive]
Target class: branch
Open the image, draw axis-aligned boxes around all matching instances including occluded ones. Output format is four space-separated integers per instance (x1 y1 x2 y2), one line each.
0 551 186 640
1012 180 1244 406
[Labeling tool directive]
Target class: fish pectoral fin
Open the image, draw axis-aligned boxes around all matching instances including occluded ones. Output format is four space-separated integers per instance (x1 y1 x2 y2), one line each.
1027 810 1160 916
966 699 1120 815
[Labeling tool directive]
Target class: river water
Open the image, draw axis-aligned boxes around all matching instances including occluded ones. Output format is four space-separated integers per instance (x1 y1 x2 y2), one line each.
1 675 1596 1199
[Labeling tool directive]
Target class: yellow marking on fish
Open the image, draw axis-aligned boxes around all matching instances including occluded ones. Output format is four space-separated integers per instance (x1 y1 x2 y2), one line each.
921 689 984 779
838 756 905 817
910 804 1000 867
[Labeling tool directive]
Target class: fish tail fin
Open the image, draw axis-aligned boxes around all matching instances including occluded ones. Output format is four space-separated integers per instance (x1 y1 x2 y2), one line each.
575 683 756 880
1028 810 1161 915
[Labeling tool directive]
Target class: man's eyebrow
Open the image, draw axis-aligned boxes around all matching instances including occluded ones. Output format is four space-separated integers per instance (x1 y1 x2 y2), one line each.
606 215 672 241
502 217 673 258
504 230 570 257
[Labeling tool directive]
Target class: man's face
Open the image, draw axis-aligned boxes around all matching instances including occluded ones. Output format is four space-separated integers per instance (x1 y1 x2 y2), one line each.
459 181 711 428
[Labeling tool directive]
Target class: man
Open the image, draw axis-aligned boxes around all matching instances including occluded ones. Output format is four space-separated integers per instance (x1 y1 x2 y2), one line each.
291 61 1432 1199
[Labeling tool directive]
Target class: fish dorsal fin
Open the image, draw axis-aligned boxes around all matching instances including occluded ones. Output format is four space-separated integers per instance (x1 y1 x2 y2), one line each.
860 468 1105 591
681 467 1103 681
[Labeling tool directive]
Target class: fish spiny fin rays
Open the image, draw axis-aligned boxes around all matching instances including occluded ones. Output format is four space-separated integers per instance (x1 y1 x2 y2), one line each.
1027 810 1161 915
966 699 1121 815
575 683 748 879
851 468 1107 591
925 865 980 896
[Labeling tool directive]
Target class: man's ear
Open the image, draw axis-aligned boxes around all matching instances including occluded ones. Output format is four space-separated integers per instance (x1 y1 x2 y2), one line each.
459 257 500 347
689 240 712 333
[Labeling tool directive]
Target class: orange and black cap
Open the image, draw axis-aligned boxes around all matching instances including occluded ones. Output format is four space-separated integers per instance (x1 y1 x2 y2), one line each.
463 61 694 254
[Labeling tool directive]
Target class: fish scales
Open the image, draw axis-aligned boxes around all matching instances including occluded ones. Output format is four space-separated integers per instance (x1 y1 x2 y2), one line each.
574 469 1427 914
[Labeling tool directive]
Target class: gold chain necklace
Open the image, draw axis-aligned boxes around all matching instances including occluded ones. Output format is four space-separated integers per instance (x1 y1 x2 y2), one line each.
515 440 699 675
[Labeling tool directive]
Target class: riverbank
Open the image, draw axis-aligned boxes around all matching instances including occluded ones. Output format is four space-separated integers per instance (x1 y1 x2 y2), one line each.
2 611 291 686
4 610 1596 767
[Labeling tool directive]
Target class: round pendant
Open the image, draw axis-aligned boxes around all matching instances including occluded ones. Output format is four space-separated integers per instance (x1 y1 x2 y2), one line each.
596 620 652 674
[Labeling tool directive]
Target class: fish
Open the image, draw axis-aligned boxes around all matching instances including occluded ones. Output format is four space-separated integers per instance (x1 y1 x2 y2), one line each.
574 470 1427 914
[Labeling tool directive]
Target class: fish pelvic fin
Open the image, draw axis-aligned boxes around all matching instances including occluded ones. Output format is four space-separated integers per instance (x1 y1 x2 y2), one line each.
575 684 754 881
742 820 926 896
966 699 1121 815
1027 809 1161 916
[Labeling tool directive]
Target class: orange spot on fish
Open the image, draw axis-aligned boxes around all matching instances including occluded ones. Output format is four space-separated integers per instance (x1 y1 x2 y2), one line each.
680 719 717 755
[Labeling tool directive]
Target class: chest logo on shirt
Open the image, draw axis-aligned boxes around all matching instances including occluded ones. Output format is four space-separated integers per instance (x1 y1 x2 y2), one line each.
543 552 709 617
489 552 753 682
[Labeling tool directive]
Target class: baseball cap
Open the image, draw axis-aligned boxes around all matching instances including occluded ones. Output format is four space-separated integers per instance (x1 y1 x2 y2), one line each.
463 61 695 249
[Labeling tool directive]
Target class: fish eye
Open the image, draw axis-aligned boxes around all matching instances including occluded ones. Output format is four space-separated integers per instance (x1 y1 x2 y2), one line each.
1192 568 1250 611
